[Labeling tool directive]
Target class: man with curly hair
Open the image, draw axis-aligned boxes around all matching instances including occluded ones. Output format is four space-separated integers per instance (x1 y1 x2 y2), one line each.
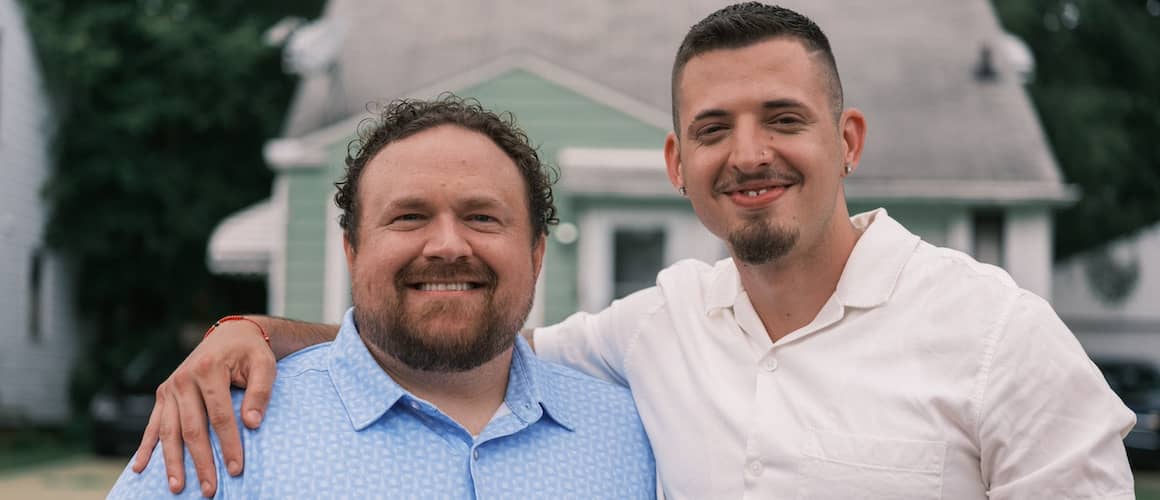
108 95 656 499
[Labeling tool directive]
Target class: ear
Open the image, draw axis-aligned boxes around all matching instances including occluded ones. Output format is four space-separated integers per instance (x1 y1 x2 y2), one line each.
663 131 684 190
343 232 356 271
531 233 547 281
839 108 867 174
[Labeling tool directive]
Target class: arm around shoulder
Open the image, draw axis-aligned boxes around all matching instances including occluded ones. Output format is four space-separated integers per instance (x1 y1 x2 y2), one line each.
532 286 664 387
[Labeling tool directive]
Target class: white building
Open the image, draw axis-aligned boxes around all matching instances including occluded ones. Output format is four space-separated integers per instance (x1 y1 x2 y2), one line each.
1055 224 1160 362
211 0 1073 327
0 0 82 425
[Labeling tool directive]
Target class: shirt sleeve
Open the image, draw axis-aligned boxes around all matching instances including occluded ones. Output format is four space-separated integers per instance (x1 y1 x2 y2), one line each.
978 291 1136 500
533 286 665 388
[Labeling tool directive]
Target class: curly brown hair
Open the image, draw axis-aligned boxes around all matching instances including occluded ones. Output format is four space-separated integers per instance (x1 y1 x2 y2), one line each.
335 94 559 247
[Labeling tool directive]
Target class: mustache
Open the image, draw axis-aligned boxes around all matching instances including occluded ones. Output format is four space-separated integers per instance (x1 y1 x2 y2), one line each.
714 168 803 193
394 260 498 288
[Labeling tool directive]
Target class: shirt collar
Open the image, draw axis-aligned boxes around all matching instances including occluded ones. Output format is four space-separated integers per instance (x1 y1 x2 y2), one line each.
507 336 576 431
328 309 406 431
834 208 921 308
701 208 918 313
704 258 744 314
328 308 575 431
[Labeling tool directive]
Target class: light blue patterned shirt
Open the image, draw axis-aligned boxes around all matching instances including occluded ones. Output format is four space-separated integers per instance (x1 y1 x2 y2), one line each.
109 309 655 499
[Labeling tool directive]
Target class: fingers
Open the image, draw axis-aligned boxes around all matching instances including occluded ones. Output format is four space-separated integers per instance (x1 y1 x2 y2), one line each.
239 353 276 430
200 359 244 478
173 369 218 498
131 398 163 473
157 386 187 494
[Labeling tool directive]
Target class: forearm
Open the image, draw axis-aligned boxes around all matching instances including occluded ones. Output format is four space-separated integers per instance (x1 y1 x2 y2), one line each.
249 316 339 360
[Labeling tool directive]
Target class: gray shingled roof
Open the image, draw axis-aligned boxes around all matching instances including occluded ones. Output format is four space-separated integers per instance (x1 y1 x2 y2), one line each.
279 0 1068 197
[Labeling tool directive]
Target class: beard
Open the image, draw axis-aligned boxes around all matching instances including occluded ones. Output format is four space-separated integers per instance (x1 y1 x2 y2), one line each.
353 259 533 373
729 217 799 265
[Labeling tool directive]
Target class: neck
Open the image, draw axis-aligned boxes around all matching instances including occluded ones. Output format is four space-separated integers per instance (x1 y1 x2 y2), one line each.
363 339 513 436
735 215 862 343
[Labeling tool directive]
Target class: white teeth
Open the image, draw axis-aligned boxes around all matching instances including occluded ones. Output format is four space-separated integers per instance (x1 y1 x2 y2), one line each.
742 189 769 197
418 283 474 291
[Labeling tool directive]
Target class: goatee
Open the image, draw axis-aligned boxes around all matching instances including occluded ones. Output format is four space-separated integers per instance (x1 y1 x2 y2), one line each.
729 218 799 265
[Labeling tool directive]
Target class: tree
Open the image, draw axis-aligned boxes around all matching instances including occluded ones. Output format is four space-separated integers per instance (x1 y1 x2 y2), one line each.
993 0 1160 258
20 0 322 408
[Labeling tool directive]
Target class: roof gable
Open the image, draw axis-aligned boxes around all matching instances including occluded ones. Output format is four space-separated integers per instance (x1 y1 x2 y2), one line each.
265 55 667 169
276 0 1066 193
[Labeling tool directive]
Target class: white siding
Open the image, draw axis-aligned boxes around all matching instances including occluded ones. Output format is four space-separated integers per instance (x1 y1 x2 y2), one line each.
0 0 80 424
1003 207 1053 300
1055 222 1160 362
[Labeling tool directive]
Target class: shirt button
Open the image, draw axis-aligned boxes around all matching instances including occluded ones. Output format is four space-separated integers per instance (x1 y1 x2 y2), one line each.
473 449 480 460
747 459 763 476
761 357 779 372
409 401 421 410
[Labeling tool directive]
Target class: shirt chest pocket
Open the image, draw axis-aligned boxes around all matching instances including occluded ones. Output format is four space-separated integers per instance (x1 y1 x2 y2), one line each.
798 428 946 500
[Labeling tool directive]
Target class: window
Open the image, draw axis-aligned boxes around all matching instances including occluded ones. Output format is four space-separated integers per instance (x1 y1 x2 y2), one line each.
972 211 1005 267
578 208 725 312
612 228 666 300
28 249 43 342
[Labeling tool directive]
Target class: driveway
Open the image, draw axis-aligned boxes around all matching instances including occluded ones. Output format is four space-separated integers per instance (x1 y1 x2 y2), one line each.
0 455 125 499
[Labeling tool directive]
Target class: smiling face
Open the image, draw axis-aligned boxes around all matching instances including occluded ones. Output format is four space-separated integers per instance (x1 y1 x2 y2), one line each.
665 37 865 265
344 124 545 372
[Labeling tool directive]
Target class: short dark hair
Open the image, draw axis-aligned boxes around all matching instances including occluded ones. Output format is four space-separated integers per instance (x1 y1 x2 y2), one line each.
671 2 844 133
336 94 558 247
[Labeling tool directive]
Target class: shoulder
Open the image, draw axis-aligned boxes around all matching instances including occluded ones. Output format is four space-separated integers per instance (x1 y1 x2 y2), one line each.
537 359 637 410
275 341 334 378
228 341 339 420
655 257 730 295
903 242 1025 303
533 358 644 432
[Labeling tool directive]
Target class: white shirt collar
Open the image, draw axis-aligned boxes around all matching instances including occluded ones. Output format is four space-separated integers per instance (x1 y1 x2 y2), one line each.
703 208 920 314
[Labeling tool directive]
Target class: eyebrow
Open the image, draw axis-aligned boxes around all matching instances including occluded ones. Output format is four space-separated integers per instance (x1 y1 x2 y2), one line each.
687 98 811 135
383 195 508 212
459 195 507 212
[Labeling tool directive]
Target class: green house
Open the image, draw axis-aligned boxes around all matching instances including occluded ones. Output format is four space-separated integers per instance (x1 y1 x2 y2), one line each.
210 55 722 325
209 0 1074 326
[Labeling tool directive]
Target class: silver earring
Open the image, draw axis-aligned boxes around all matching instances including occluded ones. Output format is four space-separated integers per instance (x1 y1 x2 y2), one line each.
843 164 852 175
678 186 688 196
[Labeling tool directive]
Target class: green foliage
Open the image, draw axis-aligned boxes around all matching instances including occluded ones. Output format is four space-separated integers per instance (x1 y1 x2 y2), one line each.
993 0 1160 258
19 0 321 404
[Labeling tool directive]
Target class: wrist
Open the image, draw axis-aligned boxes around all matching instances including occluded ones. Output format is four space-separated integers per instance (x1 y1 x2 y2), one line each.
203 315 271 345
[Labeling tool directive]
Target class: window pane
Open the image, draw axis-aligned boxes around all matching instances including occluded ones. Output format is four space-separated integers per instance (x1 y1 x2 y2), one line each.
613 228 665 299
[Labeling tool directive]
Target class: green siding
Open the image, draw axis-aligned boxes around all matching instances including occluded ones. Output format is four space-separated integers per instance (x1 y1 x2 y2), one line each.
457 69 668 323
282 168 330 321
295 68 669 324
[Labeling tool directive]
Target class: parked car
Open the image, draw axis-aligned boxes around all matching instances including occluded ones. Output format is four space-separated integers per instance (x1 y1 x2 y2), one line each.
90 348 178 457
1092 357 1160 466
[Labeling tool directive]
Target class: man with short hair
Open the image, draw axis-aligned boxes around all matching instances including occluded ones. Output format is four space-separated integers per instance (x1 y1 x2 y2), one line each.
109 95 656 498
136 3 1135 498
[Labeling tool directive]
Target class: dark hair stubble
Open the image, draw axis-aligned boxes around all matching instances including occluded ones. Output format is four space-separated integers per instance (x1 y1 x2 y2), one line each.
670 2 845 135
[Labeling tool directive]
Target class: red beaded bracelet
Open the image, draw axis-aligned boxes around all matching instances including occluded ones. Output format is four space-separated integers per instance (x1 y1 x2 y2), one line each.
203 315 271 344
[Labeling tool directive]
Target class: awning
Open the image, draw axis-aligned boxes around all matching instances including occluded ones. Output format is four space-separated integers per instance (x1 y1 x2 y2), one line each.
207 199 283 275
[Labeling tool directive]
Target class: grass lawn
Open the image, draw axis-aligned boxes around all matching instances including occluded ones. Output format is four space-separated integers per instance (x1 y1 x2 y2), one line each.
1139 470 1160 500
0 427 86 476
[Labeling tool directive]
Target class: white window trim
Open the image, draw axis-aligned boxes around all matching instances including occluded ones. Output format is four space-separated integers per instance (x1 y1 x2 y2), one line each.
323 189 350 323
578 208 723 312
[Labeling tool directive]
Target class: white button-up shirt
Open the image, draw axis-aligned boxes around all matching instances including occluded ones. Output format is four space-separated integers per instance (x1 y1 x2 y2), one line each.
536 209 1135 499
